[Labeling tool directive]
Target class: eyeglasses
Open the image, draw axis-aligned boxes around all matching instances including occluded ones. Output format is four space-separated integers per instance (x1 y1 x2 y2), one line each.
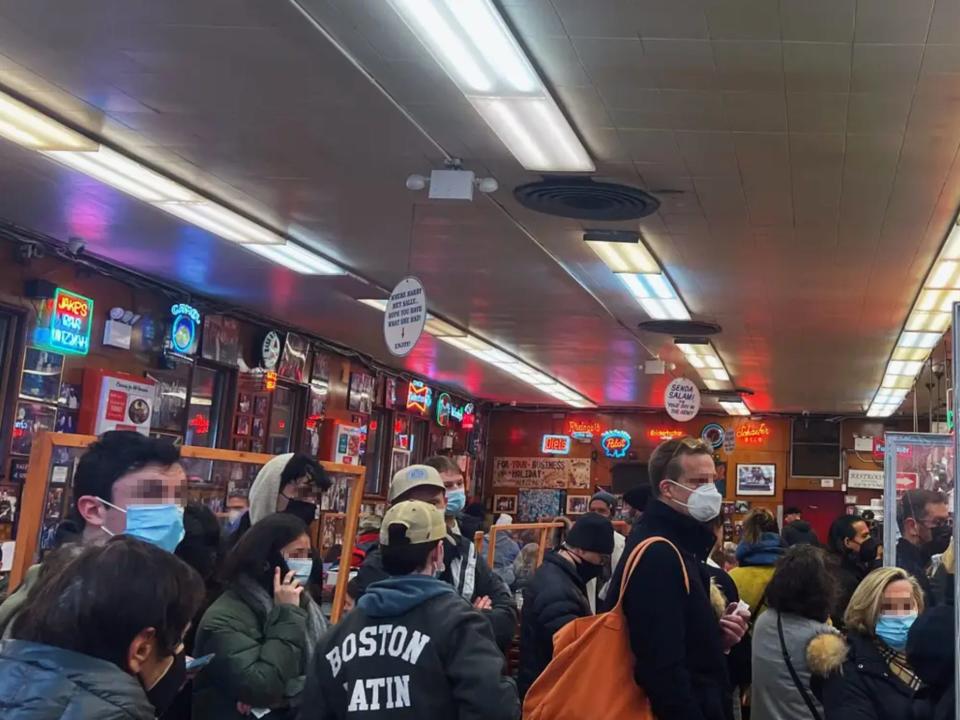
668 437 711 460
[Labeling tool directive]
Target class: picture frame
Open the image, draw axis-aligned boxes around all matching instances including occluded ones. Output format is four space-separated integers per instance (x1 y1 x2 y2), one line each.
233 438 250 452
0 483 20 523
347 371 374 414
11 401 57 456
736 463 776 496
565 495 590 515
235 415 251 437
252 417 266 439
494 494 517 514
517 488 565 523
19 347 64 404
253 395 269 418
734 500 751 514
238 393 252 415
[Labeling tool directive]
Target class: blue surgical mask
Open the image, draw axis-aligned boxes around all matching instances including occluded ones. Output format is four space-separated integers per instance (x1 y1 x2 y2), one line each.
445 489 466 516
285 557 313 583
875 613 917 651
99 498 185 553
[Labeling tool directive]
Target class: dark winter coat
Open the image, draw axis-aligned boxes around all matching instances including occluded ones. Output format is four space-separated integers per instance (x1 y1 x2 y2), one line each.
303 575 520 720
349 531 517 650
607 499 733 720
0 639 156 719
517 551 592 698
897 538 936 609
811 631 932 720
827 551 871 628
908 605 955 720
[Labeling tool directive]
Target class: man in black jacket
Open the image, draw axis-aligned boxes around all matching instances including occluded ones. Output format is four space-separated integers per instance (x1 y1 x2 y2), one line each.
517 512 613 698
347 465 517 650
607 437 748 720
304 500 519 720
897 489 950 609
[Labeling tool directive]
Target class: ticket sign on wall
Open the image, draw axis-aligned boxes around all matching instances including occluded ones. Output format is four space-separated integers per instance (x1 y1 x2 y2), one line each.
664 377 700 422
384 277 426 357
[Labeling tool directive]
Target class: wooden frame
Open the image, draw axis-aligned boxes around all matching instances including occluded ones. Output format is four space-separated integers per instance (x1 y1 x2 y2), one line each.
484 521 566 570
11 431 364 623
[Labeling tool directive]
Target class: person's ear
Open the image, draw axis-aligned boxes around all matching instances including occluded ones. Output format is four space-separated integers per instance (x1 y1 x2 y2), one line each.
659 479 675 499
76 495 107 528
127 627 157 676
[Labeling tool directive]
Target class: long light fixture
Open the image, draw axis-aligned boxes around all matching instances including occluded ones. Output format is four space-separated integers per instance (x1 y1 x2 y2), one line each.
675 341 749 415
0 89 343 274
385 0 594 172
866 222 960 416
358 297 594 407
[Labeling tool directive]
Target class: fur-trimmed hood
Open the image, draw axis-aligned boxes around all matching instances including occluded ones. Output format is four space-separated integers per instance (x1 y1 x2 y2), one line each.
807 631 849 677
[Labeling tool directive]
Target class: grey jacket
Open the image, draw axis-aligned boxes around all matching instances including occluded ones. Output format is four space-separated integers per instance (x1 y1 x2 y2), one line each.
752 610 836 720
0 639 155 719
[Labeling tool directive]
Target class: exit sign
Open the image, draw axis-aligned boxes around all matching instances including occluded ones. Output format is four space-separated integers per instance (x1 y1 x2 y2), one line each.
541 434 572 455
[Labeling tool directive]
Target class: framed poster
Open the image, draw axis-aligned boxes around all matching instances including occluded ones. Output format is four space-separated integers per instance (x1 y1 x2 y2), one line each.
735 464 776 496
278 332 310 383
19 347 64 403
494 494 517 514
517 488 565 522
201 315 241 367
565 495 590 515
347 372 374 413
0 483 20 523
11 401 57 456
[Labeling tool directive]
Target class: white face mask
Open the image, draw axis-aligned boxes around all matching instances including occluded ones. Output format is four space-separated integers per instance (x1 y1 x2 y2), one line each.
667 480 722 522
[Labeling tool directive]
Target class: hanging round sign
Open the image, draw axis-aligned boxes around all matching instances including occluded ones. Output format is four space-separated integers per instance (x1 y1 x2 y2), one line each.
664 377 701 422
384 276 427 358
701 422 725 450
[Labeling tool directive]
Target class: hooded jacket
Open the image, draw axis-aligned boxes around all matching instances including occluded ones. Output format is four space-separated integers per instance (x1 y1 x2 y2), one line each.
729 533 784 616
517 551 592 698
0 639 156 719
303 575 520 720
782 520 820 547
247 453 295 525
348 531 517 651
608 499 734 720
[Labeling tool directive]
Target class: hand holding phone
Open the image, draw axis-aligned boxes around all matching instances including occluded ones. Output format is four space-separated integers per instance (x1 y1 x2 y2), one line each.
186 653 215 672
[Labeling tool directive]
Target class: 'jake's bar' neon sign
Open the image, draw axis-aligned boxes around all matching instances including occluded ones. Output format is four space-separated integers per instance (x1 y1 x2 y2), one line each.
35 287 94 356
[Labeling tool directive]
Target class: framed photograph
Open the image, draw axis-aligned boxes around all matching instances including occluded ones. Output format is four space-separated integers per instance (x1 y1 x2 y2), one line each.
251 439 265 454
238 393 252 415
253 395 269 418
518 488 565 522
11 401 57 456
19 347 64 403
566 495 590 515
494 494 517 514
57 383 81 409
235 415 251 437
0 483 20 523
233 438 250 452
734 500 751 514
278 332 309 383
736 463 776 496
347 372 374 414
202 314 241 367
252 417 266 439
54 409 78 433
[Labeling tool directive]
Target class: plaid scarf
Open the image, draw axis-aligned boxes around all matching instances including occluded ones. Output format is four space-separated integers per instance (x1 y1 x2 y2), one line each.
875 640 923 691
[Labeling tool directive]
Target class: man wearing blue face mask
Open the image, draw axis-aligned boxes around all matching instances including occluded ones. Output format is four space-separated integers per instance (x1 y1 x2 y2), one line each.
0 431 186 637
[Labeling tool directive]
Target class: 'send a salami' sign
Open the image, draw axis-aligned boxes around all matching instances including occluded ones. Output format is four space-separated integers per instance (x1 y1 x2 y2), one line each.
664 377 700 422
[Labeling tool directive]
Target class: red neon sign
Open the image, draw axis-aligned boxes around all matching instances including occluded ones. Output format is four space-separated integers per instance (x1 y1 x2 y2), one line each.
265 371 277 391
57 292 90 318
565 419 603 436
735 422 770 445
188 413 210 435
541 434 572 455
648 428 685 442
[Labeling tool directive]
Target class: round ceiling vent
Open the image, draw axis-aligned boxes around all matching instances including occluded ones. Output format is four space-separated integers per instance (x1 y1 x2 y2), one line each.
638 320 722 336
514 177 660 220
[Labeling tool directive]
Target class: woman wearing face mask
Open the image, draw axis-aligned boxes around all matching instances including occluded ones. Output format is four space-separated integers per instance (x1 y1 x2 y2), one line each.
826 515 880 629
0 536 204 719
517 512 614 699
810 567 930 720
192 514 328 719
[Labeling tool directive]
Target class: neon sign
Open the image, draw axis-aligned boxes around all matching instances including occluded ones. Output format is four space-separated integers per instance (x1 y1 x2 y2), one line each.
735 422 770 445
407 380 432 415
565 419 603 437
265 370 278 391
601 429 632 459
542 434 572 455
188 413 210 435
35 287 93 355
648 428 685 442
701 423 725 449
170 303 200 355
436 393 473 427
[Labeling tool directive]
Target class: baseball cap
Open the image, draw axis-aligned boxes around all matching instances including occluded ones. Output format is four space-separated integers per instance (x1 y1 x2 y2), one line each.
380 500 447 546
387 464 445 502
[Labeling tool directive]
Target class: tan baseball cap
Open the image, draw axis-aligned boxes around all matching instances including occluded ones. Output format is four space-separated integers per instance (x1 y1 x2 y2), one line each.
387 464 445 502
380 500 447 546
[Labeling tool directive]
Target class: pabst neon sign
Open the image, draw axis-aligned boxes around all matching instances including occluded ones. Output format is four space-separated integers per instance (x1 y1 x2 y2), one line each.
601 429 632 459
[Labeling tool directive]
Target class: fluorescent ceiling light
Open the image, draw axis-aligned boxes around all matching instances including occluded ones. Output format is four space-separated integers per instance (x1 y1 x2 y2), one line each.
886 360 923 376
703 378 732 391
720 401 750 416
160 202 285 245
45 148 199 203
0 93 96 151
881 373 915 389
897 331 941 349
586 240 659 274
424 315 466 337
358 298 388 311
245 242 343 275
927 260 960 289
905 310 951 333
619 273 691 321
386 0 593 172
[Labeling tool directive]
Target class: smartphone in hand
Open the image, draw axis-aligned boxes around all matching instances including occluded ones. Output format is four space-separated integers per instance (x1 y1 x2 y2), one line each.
186 653 215 672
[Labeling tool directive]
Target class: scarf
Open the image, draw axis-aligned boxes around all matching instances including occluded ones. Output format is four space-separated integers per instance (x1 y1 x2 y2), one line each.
875 639 923 692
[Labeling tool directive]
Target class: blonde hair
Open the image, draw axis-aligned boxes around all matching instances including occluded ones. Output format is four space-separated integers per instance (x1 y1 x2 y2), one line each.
741 508 778 544
843 567 924 635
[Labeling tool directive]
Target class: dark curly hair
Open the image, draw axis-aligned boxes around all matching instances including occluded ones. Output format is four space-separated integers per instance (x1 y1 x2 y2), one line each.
765 544 835 623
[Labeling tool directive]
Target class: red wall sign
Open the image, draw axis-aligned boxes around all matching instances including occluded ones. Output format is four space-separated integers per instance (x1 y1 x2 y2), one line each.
735 422 770 445
896 472 918 497
648 428 685 442
541 434 572 455
565 419 603 437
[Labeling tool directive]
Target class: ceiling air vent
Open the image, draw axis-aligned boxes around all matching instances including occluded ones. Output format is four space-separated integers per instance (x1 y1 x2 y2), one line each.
639 320 722 336
514 177 660 220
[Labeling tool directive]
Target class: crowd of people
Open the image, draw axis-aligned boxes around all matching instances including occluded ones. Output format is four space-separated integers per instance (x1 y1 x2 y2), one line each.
0 430 957 720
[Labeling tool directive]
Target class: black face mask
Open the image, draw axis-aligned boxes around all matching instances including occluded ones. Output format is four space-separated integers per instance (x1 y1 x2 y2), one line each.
856 537 879 564
924 525 952 558
283 497 318 526
575 559 604 585
145 650 187 716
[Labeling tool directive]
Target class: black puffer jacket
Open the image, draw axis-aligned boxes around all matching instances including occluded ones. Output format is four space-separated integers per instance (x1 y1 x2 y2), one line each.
0 639 156 719
349 532 517 651
811 631 932 720
517 551 591 698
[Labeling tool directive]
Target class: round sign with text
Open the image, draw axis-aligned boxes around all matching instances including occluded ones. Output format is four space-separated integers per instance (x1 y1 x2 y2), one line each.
664 377 701 422
384 276 427 357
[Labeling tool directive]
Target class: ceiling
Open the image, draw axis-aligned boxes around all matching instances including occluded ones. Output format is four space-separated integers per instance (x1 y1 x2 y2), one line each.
0 0 957 414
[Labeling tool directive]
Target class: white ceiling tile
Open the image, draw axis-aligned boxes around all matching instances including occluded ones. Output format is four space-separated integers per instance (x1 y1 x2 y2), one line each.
703 0 781 40
634 164 694 189
852 44 924 93
783 42 852 92
596 83 661 108
524 35 592 88
786 93 848 133
855 0 936 44
643 38 718 89
551 0 643 38
693 177 750 218
792 173 842 226
636 5 710 40
789 133 845 174
501 0 567 38
582 126 631 162
619 129 684 165
928 0 960 44
722 92 787 131
573 38 655 87
659 89 727 129
779 0 855 42
906 93 960 135
555 86 615 127
847 93 913 134
713 41 784 91
843 133 904 176
676 130 741 175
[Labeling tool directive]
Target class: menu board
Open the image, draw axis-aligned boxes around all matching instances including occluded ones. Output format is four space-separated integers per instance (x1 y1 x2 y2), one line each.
493 457 591 489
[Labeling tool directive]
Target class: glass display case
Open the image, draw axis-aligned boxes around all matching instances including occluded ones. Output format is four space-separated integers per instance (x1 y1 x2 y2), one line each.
12 431 365 622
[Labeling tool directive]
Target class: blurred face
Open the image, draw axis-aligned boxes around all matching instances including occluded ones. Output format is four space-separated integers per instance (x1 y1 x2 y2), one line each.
281 532 312 561
572 548 604 566
277 475 319 511
227 496 248 512
80 463 186 538
660 453 717 517
880 579 917 616
785 512 801 524
589 500 612 518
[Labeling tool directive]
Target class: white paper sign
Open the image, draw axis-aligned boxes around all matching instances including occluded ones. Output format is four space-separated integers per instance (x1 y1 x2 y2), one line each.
664 377 701 422
493 457 592 489
848 468 884 490
95 376 156 436
723 432 736 454
384 277 427 357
